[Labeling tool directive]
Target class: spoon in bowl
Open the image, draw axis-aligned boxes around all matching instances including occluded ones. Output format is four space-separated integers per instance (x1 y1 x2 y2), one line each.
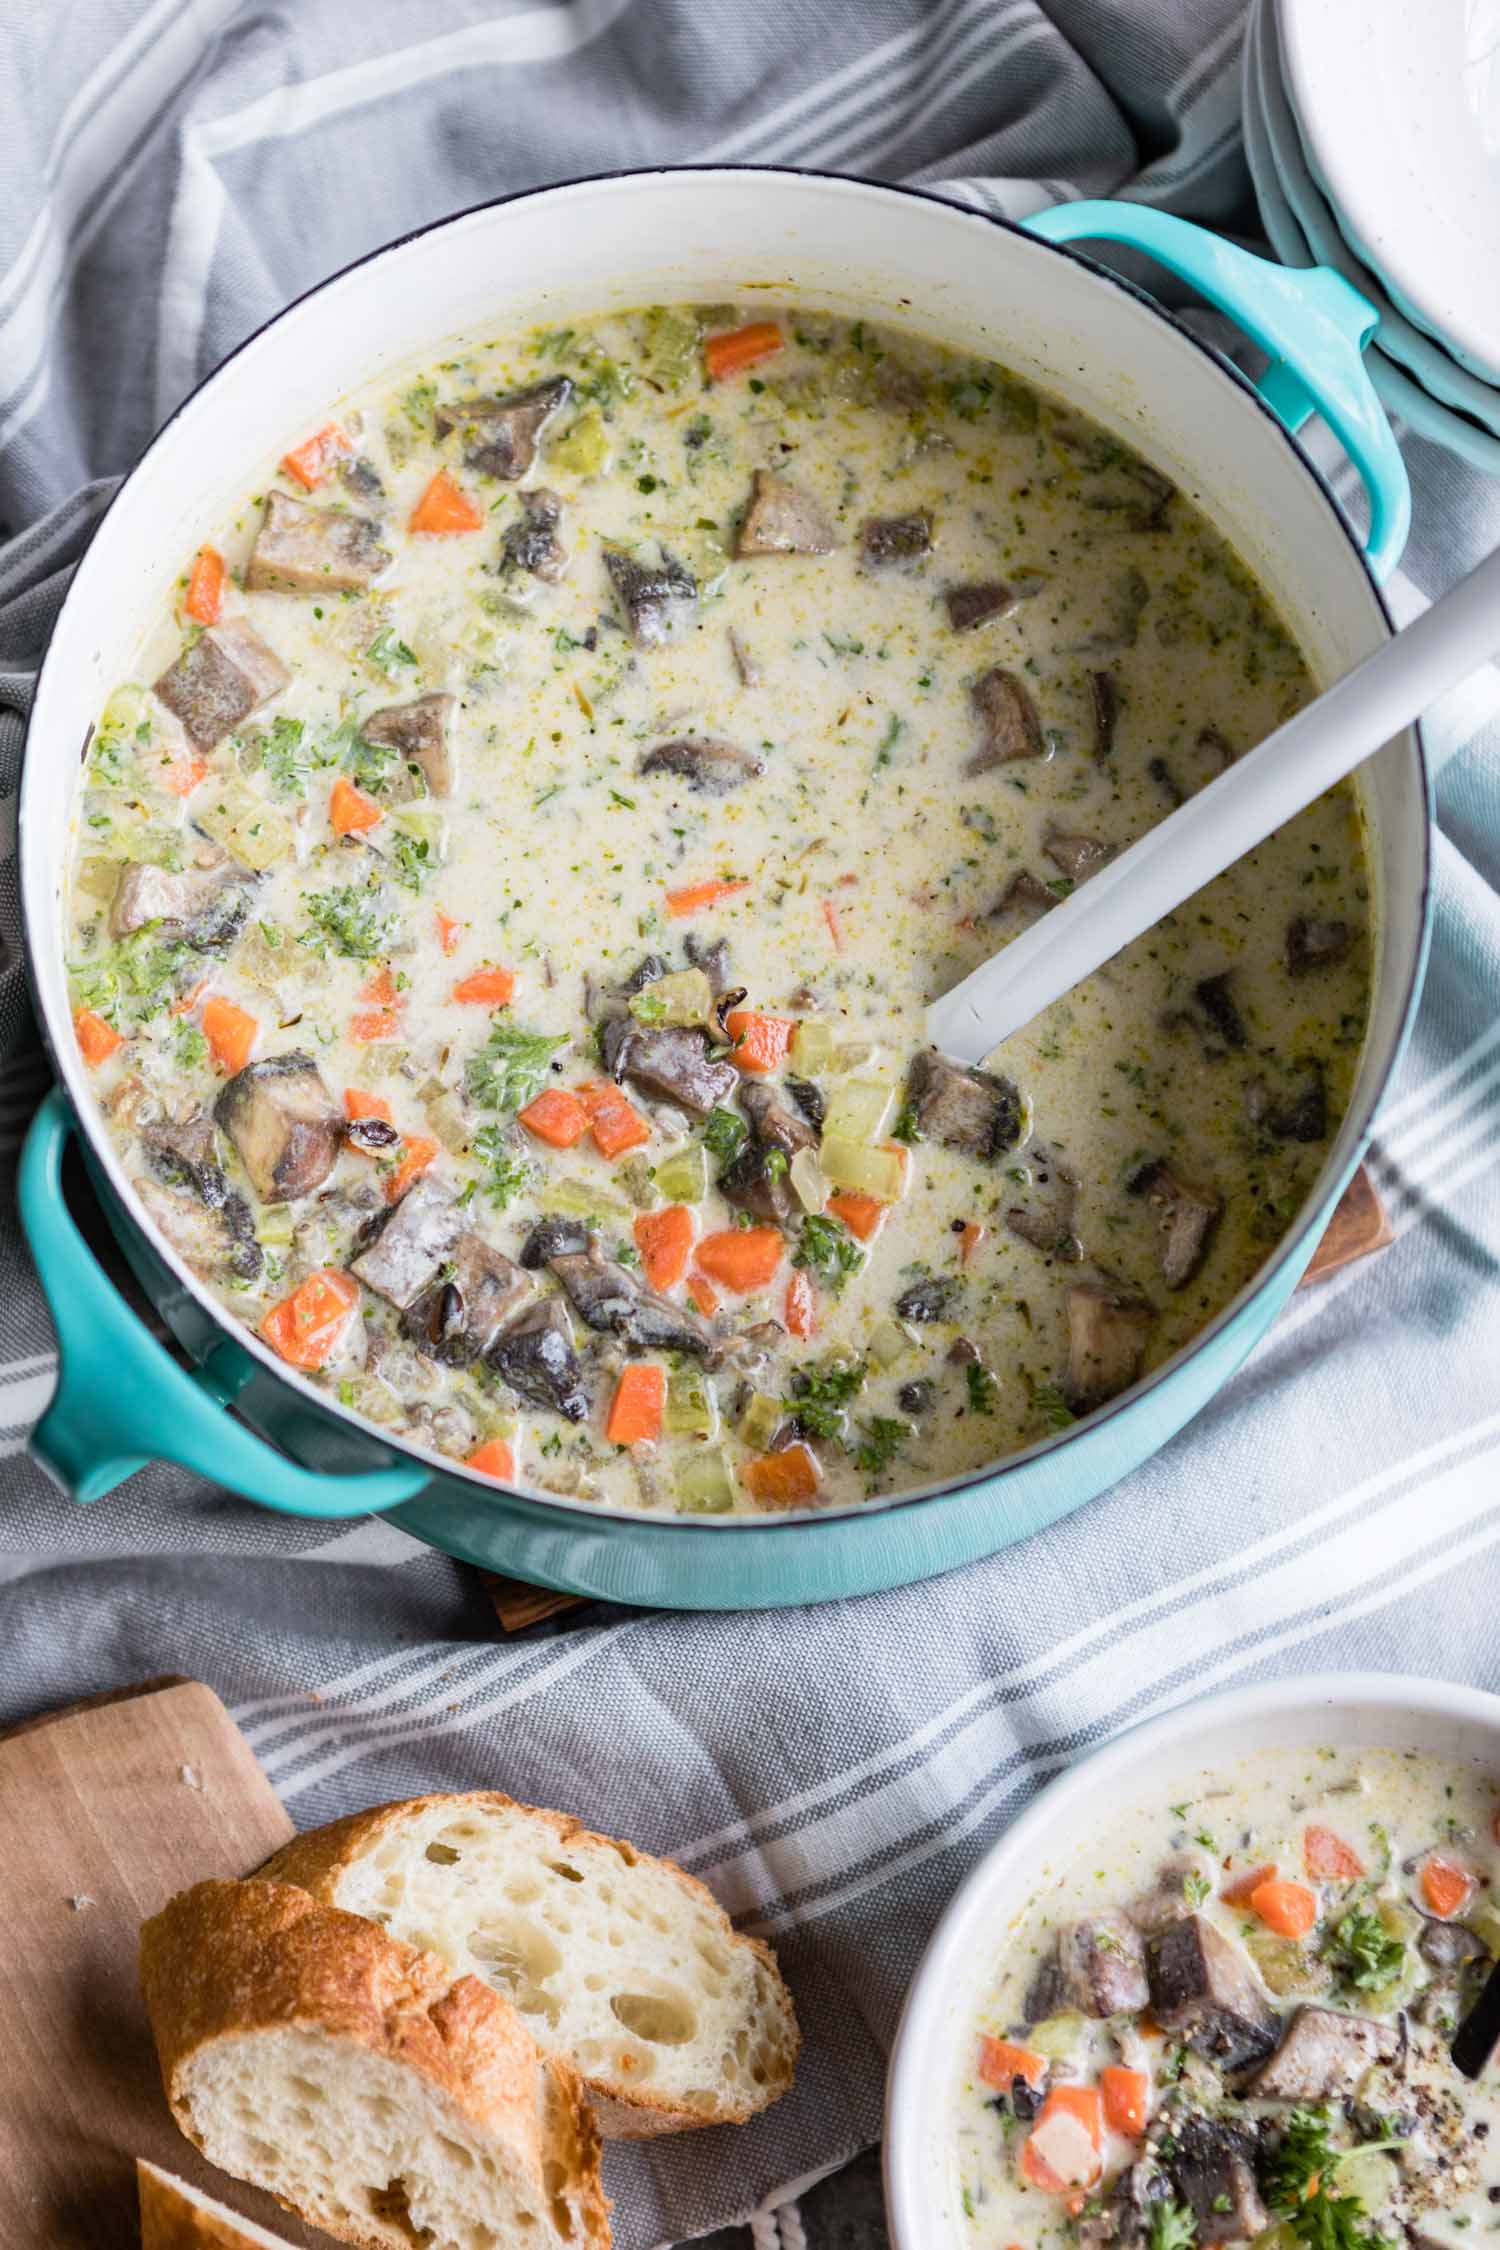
925 540 1500 1064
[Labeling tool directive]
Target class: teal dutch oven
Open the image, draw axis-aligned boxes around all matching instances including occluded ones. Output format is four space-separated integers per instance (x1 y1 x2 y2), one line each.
17 174 1429 1610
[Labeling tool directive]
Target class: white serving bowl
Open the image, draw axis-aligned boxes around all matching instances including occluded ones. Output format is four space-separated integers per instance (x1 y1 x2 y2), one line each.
883 1670 1500 2250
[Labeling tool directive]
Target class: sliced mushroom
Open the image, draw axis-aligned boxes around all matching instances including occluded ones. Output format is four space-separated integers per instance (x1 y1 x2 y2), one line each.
1246 2003 1399 2101
361 693 455 796
436 376 573 480
245 491 391 595
1147 755 1185 808
637 736 766 795
339 455 385 505
214 1052 341 1205
549 1245 717 1359
1192 971 1248 1052
519 1216 592 1270
1166 2117 1267 2247
966 667 1044 775
895 1276 961 1323
1043 827 1113 884
720 1083 816 1225
1089 668 1119 760
351 1175 464 1309
486 1298 588 1422
991 870 1059 929
905 1049 1023 1161
1063 1280 1154 1412
1147 1914 1279 2069
859 511 933 571
683 932 733 995
1246 1063 1327 1143
944 581 1017 632
1131 1160 1222 1288
137 1177 263 1287
735 469 836 557
153 619 290 751
110 860 256 949
139 1115 262 1282
603 547 698 648
1005 1143 1083 1261
501 488 568 582
1287 914 1352 976
402 1232 532 1366
610 1025 739 1118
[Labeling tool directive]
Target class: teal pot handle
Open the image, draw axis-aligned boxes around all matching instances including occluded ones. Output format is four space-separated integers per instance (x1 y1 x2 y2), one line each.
1023 201 1410 583
19 1088 429 1517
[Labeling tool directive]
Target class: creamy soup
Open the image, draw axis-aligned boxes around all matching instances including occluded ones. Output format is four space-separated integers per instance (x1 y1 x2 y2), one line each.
953 1746 1500 2250
63 304 1371 1515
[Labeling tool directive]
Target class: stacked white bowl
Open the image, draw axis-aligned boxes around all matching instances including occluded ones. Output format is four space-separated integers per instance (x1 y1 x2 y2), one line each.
1245 0 1500 472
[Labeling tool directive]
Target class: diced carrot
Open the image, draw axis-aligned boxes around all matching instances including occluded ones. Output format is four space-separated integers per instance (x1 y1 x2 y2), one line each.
518 1087 590 1150
435 911 462 956
724 1008 796 1074
184 545 225 624
1100 2065 1148 2138
634 1204 695 1291
409 469 485 535
344 1087 394 1123
261 1268 357 1370
695 1226 784 1293
1221 1861 1277 1906
1303 1825 1365 1883
826 1191 886 1243
704 321 784 382
605 1363 666 1447
160 753 209 798
329 775 383 835
202 995 258 1075
959 1220 986 1265
351 1008 401 1043
74 1006 124 1064
977 2038 1047 2093
360 965 398 1006
822 897 845 953
452 967 516 1007
740 1441 821 1505
686 1273 719 1318
466 1438 517 1482
385 1135 438 1204
1020 2086 1103 2194
577 1081 651 1160
664 877 750 917
1249 1876 1318 1939
1421 1856 1475 1920
280 422 351 490
785 1268 817 1339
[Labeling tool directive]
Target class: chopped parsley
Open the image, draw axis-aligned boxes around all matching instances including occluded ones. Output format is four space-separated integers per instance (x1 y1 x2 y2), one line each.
853 1416 910 1477
390 828 435 894
965 1361 998 1415
793 1212 864 1292
465 1020 567 1114
702 1105 749 1164
365 626 418 679
785 1358 866 1439
1146 2202 1196 2250
471 1124 535 1209
302 881 397 960
1324 1908 1405 1994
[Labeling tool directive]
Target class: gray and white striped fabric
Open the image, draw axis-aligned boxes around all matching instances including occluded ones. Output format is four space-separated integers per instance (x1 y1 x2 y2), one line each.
3 6 1500 2244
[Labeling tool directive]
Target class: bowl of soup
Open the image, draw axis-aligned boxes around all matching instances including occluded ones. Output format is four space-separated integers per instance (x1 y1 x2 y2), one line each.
18 169 1429 1606
885 1672 1500 2250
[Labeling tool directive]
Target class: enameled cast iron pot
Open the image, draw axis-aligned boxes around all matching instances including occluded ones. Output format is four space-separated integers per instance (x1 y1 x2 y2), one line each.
16 172 1429 1609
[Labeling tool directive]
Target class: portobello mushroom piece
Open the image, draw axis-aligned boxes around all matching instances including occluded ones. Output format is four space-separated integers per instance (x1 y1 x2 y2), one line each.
435 376 573 480
859 510 933 571
1089 668 1120 759
897 1377 936 1416
1244 2003 1398 2100
141 1112 229 1205
548 1245 716 1359
895 1275 962 1323
1246 1064 1327 1143
350 1175 464 1310
735 469 836 557
992 869 1059 929
1044 827 1113 883
683 932 733 993
109 860 256 949
244 490 391 595
637 736 766 796
214 1052 341 1205
1126 1853 1215 1936
1165 2117 1267 2246
1063 1282 1154 1413
339 455 385 504
486 1298 588 1422
617 1025 739 1118
1193 971 1248 1051
966 666 1044 774
604 546 698 648
944 581 1017 632
1077 2161 1174 2250
501 487 567 582
518 1215 591 1270
786 1077 826 1131
137 1177 263 1286
1147 756 1185 808
1006 1144 1083 1262
1130 1160 1223 1289
1052 1911 1151 2016
361 692 455 796
1287 913 1353 976
153 619 290 751
721 1084 816 1225
905 1049 1023 1161
402 1232 532 1367
1146 1914 1279 2069
1418 1918 1486 1971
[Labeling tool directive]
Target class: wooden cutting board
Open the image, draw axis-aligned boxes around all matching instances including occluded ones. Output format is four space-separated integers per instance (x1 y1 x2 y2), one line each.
0 1677 324 2249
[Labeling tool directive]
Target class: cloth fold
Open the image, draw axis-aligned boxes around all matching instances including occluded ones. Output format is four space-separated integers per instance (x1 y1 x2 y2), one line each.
2 7 1499 2245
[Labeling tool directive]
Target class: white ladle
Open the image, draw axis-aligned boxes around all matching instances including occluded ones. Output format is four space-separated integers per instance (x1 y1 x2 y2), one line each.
926 540 1500 1064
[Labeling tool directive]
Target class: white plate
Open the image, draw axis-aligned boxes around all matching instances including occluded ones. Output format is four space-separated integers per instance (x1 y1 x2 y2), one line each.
1276 0 1500 386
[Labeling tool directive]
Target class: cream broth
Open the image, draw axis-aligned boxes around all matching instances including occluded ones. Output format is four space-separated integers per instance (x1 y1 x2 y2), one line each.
63 306 1371 1514
954 1747 1500 2250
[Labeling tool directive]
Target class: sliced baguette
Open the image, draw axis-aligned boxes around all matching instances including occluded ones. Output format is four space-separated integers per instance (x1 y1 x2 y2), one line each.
137 2158 297 2248
260 1792 799 2137
139 1879 610 2250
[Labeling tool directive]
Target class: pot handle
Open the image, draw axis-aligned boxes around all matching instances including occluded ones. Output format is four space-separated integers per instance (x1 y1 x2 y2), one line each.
18 1088 429 1517
1022 201 1410 583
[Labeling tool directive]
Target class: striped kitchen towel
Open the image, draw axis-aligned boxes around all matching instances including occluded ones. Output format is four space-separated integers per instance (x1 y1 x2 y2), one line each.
1 6 1498 2246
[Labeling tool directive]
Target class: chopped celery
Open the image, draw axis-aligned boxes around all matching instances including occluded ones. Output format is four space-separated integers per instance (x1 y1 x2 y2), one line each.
552 409 611 476
98 684 149 739
237 922 289 992
76 855 124 903
789 1018 833 1074
789 1146 826 1214
665 1366 718 1439
628 967 712 1028
675 1448 736 1514
390 805 448 862
1332 2151 1397 2215
424 1090 473 1157
615 1154 657 1210
823 1076 895 1144
643 306 700 388
1243 1927 1332 1998
195 781 295 872
739 1391 783 1450
820 1135 906 1200
254 1208 296 1248
1027 2013 1083 2061
332 1373 403 1427
868 1319 918 1369
542 1175 632 1220
654 1143 709 1204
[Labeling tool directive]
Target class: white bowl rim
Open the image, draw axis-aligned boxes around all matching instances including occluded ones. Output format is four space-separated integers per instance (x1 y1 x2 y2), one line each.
883 1667 1500 2250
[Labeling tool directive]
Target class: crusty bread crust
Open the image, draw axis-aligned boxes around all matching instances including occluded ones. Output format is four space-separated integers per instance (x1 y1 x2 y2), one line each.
139 1880 610 2250
259 1791 800 2135
136 2158 295 2249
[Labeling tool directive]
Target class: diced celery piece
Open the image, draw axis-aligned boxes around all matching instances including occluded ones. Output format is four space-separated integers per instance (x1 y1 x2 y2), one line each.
255 1208 296 1248
542 1175 632 1219
628 968 712 1029
391 805 449 864
1376 1894 1422 1942
425 1091 473 1157
831 1040 882 1074
552 410 611 476
675 1448 736 1515
824 1076 895 1144
643 306 700 389
665 1367 718 1439
1471 1898 1500 1958
790 1146 826 1214
739 1391 783 1450
789 1019 833 1074
237 922 288 992
1243 1927 1332 1998
1027 2014 1083 2061
868 1319 918 1369
334 1373 403 1427
821 1135 906 1200
76 855 124 903
195 781 295 872
471 1406 519 1445
654 1143 709 1204
1333 2151 1397 2216
615 1154 656 1210
1247 2226 1300 2250
98 684 149 740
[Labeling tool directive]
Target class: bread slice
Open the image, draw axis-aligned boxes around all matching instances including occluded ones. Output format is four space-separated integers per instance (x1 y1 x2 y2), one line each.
139 1879 610 2250
137 2158 297 2248
260 1792 799 2137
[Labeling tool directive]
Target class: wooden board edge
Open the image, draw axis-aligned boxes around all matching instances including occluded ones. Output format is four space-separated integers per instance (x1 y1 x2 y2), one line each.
0 1677 192 1746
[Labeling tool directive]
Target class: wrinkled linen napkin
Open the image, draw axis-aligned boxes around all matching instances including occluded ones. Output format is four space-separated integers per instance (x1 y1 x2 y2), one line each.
2 5 1499 2245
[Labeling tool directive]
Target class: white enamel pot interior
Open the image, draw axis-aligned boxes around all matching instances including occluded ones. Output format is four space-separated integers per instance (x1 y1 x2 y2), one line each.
884 1671 1500 2250
20 169 1429 1520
